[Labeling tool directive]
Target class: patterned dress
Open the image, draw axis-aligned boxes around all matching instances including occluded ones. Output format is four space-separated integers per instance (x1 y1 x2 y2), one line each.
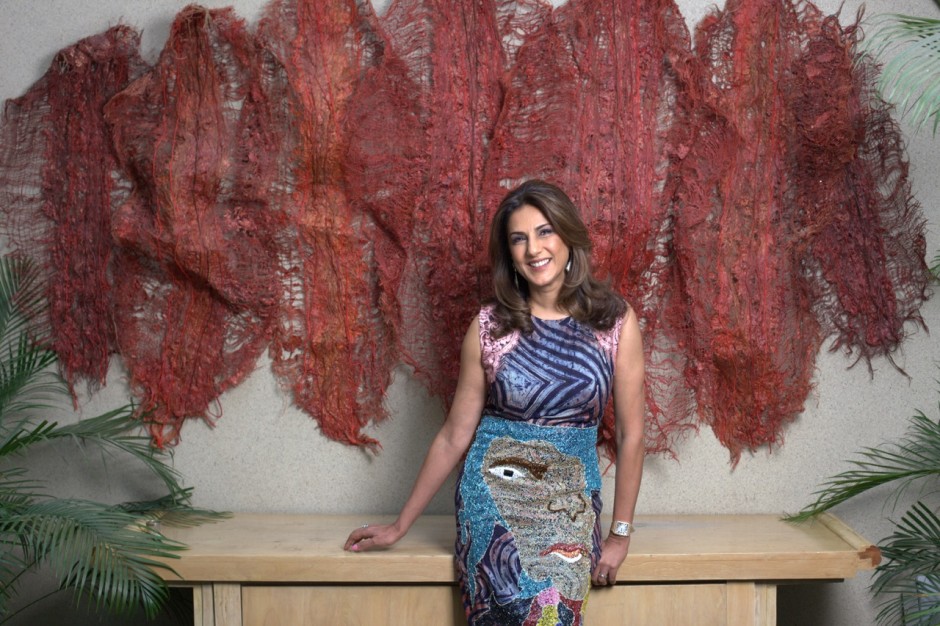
455 305 623 626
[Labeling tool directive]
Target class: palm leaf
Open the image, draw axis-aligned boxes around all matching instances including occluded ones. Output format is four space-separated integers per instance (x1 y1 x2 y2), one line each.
0 253 227 621
0 257 62 422
0 499 185 618
0 548 28 618
870 502 940 625
0 335 61 420
0 256 48 354
117 490 231 528
0 470 42 509
47 408 185 498
0 418 57 458
786 411 940 522
865 10 940 134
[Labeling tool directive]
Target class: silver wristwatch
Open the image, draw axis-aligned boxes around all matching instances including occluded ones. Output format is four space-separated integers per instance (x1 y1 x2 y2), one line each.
610 520 634 537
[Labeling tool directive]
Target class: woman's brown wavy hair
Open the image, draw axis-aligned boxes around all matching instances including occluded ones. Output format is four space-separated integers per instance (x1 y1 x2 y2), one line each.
488 179 626 336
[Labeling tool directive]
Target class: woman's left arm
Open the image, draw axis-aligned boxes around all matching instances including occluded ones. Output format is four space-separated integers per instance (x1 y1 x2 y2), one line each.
592 306 646 586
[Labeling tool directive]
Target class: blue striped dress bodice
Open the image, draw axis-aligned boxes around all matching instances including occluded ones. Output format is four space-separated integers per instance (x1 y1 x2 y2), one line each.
484 316 614 428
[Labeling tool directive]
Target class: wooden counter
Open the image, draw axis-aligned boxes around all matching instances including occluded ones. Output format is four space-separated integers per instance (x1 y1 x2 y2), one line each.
159 513 878 626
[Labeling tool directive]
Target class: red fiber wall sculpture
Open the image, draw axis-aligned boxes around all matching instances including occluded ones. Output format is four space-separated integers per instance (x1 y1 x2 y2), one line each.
105 7 280 445
786 6 929 366
0 0 931 461
257 0 398 449
377 0 551 402
673 0 929 462
0 26 147 394
673 0 825 461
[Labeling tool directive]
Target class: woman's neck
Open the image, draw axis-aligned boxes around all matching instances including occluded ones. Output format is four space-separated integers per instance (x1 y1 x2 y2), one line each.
527 293 567 320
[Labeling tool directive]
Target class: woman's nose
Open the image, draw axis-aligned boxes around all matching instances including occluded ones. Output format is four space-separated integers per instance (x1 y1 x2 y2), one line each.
526 237 541 256
548 491 588 521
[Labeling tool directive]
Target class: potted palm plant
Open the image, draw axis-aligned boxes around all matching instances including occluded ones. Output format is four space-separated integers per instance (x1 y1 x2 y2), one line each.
788 405 940 624
0 254 227 623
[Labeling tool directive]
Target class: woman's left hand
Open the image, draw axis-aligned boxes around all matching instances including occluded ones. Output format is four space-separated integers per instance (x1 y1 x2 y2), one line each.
343 522 403 552
592 534 630 586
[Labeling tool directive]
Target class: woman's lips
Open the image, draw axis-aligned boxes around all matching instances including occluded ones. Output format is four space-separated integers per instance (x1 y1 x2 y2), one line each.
540 542 587 563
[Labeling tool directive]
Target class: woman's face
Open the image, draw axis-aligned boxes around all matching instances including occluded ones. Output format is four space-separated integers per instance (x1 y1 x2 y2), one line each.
507 204 570 297
482 436 593 599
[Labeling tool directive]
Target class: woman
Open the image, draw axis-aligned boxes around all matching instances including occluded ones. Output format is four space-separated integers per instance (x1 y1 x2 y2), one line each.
344 180 645 625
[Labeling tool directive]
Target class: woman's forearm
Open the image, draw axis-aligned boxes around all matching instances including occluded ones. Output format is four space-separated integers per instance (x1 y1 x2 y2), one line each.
609 431 644 526
393 426 474 534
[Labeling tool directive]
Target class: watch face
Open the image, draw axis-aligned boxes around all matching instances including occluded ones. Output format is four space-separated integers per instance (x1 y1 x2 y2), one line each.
613 521 632 536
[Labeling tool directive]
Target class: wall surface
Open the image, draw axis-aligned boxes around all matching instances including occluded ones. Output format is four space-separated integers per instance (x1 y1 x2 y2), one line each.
2 0 939 624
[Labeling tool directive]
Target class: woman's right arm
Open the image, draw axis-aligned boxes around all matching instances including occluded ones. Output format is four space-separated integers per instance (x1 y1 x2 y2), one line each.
344 316 487 552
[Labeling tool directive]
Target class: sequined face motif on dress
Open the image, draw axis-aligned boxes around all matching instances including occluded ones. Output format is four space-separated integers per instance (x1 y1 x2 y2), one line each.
482 436 594 600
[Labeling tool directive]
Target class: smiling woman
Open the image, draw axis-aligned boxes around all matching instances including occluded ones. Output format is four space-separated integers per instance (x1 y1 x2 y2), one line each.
344 180 647 626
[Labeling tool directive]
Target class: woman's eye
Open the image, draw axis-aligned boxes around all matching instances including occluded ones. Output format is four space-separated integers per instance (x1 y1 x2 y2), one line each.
488 465 530 481
538 227 554 237
509 235 526 245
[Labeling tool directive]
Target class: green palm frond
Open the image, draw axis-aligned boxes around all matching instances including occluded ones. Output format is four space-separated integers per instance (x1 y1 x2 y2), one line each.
0 548 28 617
0 256 48 352
0 257 61 421
0 418 56 458
117 490 230 528
872 502 940 624
0 499 185 618
865 10 940 134
930 251 939 280
0 335 61 420
0 470 43 508
786 411 940 522
47 407 184 498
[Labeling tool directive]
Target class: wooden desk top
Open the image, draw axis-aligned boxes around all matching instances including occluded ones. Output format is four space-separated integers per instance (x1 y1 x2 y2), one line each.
157 513 879 584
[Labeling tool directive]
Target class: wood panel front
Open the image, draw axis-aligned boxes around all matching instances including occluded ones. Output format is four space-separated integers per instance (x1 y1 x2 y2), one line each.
242 586 464 626
240 583 775 626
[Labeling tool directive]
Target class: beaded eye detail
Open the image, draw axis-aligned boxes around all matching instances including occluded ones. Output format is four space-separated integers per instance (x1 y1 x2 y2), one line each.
486 454 547 484
487 464 530 481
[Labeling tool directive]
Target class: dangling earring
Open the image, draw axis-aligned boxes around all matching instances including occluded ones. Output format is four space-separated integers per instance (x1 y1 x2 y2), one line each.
513 267 520 291
565 258 572 273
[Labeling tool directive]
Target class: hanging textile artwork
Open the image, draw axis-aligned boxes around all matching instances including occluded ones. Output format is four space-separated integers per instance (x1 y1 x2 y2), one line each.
373 0 551 402
0 26 148 395
104 6 281 445
672 0 929 462
0 0 930 460
256 0 401 449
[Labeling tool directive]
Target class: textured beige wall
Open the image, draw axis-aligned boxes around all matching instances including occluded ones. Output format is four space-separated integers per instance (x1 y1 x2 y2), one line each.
2 0 939 624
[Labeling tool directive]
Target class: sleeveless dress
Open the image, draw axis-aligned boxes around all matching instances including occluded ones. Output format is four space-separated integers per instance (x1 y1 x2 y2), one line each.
455 305 623 626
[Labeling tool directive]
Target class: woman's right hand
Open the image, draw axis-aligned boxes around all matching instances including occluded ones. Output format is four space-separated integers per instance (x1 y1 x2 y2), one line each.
343 522 404 552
